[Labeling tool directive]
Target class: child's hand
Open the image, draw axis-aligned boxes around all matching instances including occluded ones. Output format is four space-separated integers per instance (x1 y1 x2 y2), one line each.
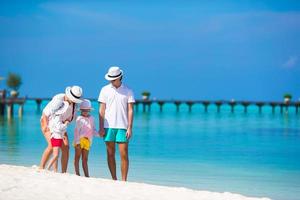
99 129 105 137
64 120 70 125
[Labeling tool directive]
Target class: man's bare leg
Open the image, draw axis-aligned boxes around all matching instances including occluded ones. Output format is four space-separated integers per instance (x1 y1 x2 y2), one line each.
119 143 129 181
106 142 117 180
61 133 69 173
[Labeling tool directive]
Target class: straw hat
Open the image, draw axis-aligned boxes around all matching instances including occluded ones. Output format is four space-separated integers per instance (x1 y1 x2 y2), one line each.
105 66 123 81
65 86 83 104
80 99 93 110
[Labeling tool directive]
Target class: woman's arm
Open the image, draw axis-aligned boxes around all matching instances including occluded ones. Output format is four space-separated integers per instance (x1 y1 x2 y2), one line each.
40 114 49 134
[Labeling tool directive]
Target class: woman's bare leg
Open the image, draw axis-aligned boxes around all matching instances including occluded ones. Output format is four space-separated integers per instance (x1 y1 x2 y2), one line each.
61 133 69 173
39 131 53 169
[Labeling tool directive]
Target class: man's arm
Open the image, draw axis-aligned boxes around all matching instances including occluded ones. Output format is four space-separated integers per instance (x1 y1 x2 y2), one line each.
99 102 106 137
126 103 134 139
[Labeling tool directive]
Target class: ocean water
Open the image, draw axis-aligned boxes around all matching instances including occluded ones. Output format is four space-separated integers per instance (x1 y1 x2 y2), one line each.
0 100 300 200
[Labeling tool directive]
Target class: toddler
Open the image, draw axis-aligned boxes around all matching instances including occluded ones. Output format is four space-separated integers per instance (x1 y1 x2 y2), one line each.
74 99 97 177
47 100 69 172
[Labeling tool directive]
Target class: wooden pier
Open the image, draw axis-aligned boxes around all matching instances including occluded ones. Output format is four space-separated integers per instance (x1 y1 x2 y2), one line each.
1 97 299 119
0 98 26 119
0 91 51 119
133 100 300 114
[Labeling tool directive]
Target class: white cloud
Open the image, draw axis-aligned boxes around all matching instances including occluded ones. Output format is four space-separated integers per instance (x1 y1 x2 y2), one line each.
283 56 298 68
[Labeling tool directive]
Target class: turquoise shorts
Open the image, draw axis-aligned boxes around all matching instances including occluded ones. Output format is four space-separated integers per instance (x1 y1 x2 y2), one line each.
104 128 128 143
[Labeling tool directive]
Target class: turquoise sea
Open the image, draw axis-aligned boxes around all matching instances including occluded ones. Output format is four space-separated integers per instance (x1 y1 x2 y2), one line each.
0 100 300 200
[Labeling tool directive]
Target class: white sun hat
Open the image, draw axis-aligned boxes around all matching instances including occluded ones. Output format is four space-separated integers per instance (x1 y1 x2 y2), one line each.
51 100 69 115
105 66 123 81
65 85 83 104
80 99 93 110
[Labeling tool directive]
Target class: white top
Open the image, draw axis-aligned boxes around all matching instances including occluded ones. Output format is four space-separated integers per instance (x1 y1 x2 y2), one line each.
48 114 67 139
43 93 77 123
98 83 135 129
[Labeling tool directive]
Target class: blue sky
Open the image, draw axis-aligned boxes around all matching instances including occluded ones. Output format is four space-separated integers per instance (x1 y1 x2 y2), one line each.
0 0 300 101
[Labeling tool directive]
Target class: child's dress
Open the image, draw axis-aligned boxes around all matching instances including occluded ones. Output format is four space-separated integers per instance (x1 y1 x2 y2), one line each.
74 115 97 150
49 114 67 139
48 114 67 147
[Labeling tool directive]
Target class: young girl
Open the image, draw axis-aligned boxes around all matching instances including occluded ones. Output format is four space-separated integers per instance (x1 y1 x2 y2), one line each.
74 99 97 177
47 100 69 172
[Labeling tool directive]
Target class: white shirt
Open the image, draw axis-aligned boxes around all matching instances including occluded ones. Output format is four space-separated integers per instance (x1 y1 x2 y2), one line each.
48 114 67 139
43 94 77 123
98 83 135 129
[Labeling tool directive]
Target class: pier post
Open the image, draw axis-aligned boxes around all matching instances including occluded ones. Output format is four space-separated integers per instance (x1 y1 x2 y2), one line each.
0 101 4 116
18 103 24 117
0 89 6 116
142 101 151 112
284 102 289 113
296 103 300 114
174 101 181 112
241 101 250 113
202 101 210 113
36 99 42 111
157 101 165 112
256 102 265 114
270 102 277 114
186 101 194 112
142 102 146 112
280 103 284 114
7 103 13 119
147 102 151 112
135 102 139 112
229 101 236 113
215 101 222 113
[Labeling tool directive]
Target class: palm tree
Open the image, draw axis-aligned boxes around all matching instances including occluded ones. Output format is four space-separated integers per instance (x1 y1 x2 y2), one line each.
0 76 4 85
141 91 151 100
283 93 292 103
0 76 5 98
6 73 22 97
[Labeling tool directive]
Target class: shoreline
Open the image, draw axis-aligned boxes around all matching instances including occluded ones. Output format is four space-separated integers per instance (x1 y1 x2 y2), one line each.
0 164 271 200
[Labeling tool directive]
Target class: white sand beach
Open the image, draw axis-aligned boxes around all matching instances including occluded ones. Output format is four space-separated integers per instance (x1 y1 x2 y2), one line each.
0 165 271 200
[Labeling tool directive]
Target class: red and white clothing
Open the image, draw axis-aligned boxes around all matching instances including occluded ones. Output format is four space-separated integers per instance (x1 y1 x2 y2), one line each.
48 114 67 139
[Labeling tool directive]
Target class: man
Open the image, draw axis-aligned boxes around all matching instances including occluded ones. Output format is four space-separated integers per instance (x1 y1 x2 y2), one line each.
98 66 135 181
40 85 83 173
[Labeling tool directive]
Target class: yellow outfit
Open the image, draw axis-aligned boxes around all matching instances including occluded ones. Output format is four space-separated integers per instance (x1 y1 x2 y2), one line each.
79 137 91 151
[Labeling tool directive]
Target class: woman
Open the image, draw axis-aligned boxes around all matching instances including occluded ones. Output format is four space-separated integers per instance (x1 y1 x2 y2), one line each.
39 85 83 173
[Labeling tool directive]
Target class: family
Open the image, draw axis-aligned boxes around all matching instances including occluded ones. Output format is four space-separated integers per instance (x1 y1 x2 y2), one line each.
39 66 135 181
